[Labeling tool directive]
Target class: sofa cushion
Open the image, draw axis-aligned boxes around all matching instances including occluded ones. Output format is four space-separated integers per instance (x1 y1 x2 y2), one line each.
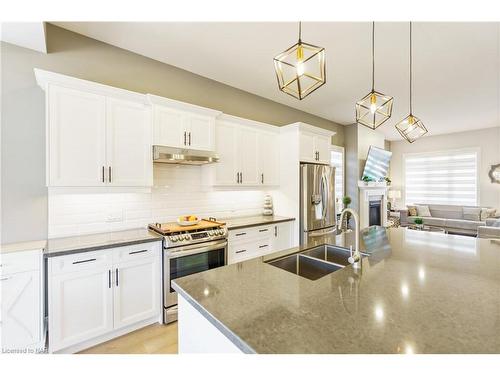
407 217 446 227
485 218 500 227
427 205 463 220
407 205 417 216
445 219 485 231
416 205 431 217
463 207 481 221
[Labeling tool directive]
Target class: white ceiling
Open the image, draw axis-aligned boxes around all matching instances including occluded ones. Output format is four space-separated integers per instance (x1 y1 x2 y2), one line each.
52 22 500 140
1 22 47 53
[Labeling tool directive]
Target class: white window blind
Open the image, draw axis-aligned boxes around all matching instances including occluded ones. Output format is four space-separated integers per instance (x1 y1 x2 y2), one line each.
404 149 478 206
331 147 344 201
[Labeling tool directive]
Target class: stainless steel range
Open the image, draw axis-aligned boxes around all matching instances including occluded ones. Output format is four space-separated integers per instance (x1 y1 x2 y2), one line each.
148 219 228 324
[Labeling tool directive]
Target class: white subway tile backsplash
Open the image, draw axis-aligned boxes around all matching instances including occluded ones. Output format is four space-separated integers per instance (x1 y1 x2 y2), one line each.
48 164 270 238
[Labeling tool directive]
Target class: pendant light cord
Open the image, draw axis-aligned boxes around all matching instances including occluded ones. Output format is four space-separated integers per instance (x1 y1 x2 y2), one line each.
298 21 302 42
409 22 413 115
372 21 375 92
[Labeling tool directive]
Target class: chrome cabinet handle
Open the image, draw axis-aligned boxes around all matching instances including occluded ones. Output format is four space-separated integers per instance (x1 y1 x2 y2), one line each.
188 132 191 146
108 166 111 183
259 228 268 232
235 249 247 254
240 172 243 184
274 226 278 237
116 268 119 287
236 172 239 184
235 232 246 236
129 249 148 255
72 258 97 265
0 276 11 281
259 245 268 248
184 131 187 146
261 173 264 184
108 270 111 289
102 166 105 183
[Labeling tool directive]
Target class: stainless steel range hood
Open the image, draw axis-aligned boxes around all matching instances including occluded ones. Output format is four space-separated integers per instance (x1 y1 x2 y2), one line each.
153 145 219 165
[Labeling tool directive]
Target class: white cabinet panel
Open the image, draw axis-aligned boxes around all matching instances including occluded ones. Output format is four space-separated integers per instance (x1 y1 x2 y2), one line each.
106 98 152 186
215 121 239 185
113 256 160 329
1 271 41 350
153 106 186 148
187 115 214 151
299 131 316 163
272 222 293 252
239 128 259 185
315 136 331 164
48 85 106 186
258 131 280 186
49 267 113 352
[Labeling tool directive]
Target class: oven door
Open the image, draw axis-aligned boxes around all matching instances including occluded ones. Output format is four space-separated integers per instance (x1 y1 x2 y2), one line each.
163 239 227 322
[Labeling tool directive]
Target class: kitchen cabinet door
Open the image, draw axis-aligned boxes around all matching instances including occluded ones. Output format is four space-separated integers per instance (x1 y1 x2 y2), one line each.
1 271 41 350
153 105 186 148
214 122 239 185
186 115 214 151
49 267 113 352
113 256 160 329
238 127 259 185
272 222 293 252
299 130 316 163
314 135 331 165
48 85 107 186
228 237 260 264
106 98 153 187
257 131 280 186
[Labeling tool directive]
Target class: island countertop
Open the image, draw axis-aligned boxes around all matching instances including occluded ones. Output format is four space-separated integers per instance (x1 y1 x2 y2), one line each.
172 227 500 353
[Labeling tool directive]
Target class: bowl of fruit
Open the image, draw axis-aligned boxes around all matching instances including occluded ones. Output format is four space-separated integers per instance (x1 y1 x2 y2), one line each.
177 215 200 226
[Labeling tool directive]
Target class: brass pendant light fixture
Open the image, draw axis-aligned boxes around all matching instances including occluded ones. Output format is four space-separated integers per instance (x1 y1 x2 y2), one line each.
395 22 428 143
356 22 394 129
273 22 326 100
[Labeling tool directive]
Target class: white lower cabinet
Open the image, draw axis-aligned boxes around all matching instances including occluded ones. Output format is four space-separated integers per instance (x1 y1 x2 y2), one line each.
228 221 293 264
48 242 161 353
1 248 44 352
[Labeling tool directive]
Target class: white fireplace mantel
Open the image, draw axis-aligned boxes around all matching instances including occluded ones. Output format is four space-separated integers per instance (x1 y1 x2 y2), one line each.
358 182 389 229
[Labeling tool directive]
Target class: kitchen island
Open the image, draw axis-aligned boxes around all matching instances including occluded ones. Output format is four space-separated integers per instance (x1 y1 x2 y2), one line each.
172 226 500 353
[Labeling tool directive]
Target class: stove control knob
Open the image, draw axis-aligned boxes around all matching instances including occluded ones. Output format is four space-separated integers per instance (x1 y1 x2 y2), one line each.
184 234 190 240
217 229 224 235
170 236 178 242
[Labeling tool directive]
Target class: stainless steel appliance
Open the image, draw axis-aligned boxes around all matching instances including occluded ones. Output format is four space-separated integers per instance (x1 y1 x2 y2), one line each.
153 145 219 165
148 220 228 324
300 163 336 244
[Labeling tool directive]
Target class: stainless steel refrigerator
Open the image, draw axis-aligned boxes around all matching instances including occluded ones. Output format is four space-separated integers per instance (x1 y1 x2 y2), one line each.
300 163 336 244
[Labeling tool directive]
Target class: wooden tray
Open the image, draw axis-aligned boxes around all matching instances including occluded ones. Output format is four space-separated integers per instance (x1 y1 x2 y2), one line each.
153 219 225 234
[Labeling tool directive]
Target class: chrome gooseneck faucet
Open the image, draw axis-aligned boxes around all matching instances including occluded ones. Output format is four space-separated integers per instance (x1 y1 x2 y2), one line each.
339 208 361 268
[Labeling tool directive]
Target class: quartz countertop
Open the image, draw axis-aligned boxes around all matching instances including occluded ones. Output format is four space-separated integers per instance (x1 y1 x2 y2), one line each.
222 215 295 230
45 228 162 257
173 227 500 353
1 240 47 254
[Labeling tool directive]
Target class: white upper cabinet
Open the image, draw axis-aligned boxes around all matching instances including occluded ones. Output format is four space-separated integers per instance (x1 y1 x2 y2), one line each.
47 85 107 186
213 115 280 187
297 123 334 164
148 94 220 151
106 98 152 186
35 69 153 188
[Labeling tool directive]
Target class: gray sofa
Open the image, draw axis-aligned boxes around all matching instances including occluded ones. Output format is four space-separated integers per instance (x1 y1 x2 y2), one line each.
401 203 494 236
478 218 500 238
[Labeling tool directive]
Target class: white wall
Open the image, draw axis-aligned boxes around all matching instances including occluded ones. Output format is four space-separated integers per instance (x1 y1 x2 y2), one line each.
48 164 269 238
389 127 500 208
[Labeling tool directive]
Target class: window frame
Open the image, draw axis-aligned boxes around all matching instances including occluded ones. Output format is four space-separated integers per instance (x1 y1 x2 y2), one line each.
402 147 481 207
330 145 345 203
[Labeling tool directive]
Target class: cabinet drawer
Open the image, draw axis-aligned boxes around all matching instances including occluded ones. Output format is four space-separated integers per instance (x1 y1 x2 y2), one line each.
229 225 272 241
49 249 112 275
1 250 41 276
112 242 159 264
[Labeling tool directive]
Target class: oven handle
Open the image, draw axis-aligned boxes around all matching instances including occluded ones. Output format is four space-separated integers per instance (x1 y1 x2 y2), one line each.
168 239 227 259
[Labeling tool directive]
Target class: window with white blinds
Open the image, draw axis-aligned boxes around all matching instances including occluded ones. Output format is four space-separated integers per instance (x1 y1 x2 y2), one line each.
331 147 344 201
404 149 478 206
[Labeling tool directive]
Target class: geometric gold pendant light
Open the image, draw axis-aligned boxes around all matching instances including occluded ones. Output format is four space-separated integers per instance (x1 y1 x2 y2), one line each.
356 22 394 129
395 22 428 143
273 22 326 100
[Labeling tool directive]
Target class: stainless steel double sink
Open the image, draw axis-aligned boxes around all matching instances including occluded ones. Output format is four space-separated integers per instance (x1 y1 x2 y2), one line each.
266 245 368 281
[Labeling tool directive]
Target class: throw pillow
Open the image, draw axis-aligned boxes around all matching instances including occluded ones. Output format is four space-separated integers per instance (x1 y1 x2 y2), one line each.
416 205 431 217
407 206 417 216
487 208 498 218
480 208 490 221
463 207 481 221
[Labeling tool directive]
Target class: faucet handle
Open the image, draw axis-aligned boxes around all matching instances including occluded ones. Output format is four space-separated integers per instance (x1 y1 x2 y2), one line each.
349 245 353 257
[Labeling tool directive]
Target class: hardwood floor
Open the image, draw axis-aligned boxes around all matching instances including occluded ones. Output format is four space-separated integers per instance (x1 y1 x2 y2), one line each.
79 323 178 354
